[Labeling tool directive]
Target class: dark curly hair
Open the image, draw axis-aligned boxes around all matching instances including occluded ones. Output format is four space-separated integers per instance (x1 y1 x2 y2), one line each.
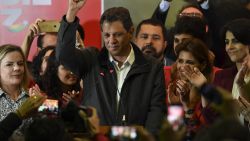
174 16 207 43
42 50 81 101
32 46 55 91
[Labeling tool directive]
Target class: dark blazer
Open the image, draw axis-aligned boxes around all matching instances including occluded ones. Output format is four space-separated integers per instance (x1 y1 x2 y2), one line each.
56 16 166 134
213 66 237 92
0 113 22 141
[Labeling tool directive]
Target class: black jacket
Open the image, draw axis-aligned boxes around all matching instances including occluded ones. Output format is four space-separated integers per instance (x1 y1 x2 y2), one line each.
0 113 22 141
56 16 166 134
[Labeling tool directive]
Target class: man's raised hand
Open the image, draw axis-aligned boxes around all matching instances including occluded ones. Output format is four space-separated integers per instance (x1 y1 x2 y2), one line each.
66 0 87 22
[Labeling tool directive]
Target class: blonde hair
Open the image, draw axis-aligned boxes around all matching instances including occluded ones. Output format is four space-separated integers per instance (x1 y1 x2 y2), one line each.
0 44 30 90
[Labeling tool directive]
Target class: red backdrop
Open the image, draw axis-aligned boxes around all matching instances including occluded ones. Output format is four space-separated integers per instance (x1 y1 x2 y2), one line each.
0 0 101 61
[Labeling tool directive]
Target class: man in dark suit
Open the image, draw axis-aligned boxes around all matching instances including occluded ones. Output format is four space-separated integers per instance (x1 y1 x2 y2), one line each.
56 0 166 134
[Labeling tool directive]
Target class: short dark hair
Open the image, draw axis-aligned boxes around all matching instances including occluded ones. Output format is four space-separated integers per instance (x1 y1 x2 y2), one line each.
37 33 57 49
221 18 250 46
174 16 207 42
135 18 167 41
100 7 133 32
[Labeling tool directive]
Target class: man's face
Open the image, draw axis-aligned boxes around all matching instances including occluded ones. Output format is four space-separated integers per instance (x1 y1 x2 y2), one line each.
135 24 167 60
42 33 57 48
102 21 132 58
173 34 193 54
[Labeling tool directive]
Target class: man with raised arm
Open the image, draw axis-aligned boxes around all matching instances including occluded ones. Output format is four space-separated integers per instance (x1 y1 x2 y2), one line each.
56 0 166 134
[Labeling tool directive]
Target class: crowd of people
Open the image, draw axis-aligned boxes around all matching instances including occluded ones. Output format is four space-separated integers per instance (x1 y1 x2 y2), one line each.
1 0 250 140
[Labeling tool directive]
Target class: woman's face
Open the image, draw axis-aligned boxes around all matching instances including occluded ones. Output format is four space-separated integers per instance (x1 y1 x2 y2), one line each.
176 51 201 80
40 49 53 75
0 51 25 86
57 65 78 86
225 31 249 63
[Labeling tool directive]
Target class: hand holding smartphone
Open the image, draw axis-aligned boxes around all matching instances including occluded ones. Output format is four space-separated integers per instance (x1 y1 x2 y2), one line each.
167 105 184 131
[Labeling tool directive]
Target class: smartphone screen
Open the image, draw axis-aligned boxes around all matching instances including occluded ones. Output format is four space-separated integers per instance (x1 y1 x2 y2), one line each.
167 105 184 130
110 126 137 139
38 99 59 114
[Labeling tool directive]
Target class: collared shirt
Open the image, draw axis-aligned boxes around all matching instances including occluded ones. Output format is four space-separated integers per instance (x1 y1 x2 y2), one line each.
0 88 29 121
0 88 29 140
109 45 135 105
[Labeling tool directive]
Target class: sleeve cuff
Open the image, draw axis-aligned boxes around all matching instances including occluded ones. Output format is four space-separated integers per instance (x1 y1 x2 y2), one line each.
62 15 79 24
200 0 209 10
159 0 170 12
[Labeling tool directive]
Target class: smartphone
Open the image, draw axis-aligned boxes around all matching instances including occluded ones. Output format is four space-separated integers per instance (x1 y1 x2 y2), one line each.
38 99 59 114
110 126 137 139
167 105 184 131
38 21 60 33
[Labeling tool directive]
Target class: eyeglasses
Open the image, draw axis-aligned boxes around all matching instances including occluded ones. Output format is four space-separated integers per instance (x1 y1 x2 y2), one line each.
178 12 203 18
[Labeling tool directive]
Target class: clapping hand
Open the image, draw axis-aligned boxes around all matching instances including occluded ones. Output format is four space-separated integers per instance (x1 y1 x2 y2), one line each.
181 65 207 88
16 93 46 119
235 61 248 88
62 90 80 107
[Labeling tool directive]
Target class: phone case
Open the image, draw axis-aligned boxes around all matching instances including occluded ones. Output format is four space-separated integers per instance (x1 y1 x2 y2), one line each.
38 21 60 33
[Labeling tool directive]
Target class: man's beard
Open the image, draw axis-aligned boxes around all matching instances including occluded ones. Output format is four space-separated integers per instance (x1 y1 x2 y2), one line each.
141 45 160 59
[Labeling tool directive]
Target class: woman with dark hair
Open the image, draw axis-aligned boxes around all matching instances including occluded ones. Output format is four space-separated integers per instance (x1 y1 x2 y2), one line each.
214 18 250 92
167 38 216 138
31 46 55 90
168 38 213 104
214 18 250 124
42 50 82 107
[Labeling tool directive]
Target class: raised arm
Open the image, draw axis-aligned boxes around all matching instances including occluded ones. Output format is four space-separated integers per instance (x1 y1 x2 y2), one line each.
56 0 91 77
66 0 87 23
151 0 171 24
21 18 44 58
